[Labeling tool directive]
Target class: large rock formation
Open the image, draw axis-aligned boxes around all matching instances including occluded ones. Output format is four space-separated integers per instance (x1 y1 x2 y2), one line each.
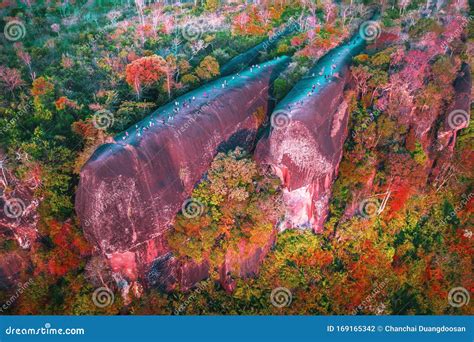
0 150 39 291
430 62 472 186
76 56 289 287
0 150 40 250
255 33 366 232
0 252 29 290
435 62 471 153
149 228 278 293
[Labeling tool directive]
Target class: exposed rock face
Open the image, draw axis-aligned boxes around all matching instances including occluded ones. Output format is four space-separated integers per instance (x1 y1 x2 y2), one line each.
431 62 472 184
76 57 289 287
148 229 278 293
148 254 209 292
435 62 471 152
219 229 277 292
0 252 29 289
256 34 366 232
0 151 40 250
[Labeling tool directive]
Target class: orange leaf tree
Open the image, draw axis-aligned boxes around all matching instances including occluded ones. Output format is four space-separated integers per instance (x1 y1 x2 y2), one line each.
125 55 167 96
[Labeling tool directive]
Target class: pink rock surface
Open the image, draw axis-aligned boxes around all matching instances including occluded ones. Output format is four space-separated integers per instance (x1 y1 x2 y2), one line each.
256 70 352 232
76 57 289 287
0 252 29 289
0 151 40 250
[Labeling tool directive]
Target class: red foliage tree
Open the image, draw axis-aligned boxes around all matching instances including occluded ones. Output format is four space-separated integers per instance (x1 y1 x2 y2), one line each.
42 220 91 277
125 55 167 96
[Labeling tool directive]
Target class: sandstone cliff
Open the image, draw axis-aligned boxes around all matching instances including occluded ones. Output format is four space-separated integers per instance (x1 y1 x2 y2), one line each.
76 57 289 287
255 34 366 232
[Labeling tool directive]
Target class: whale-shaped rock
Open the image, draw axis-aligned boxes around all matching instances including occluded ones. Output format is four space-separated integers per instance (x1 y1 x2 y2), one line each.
255 34 366 232
76 56 289 284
